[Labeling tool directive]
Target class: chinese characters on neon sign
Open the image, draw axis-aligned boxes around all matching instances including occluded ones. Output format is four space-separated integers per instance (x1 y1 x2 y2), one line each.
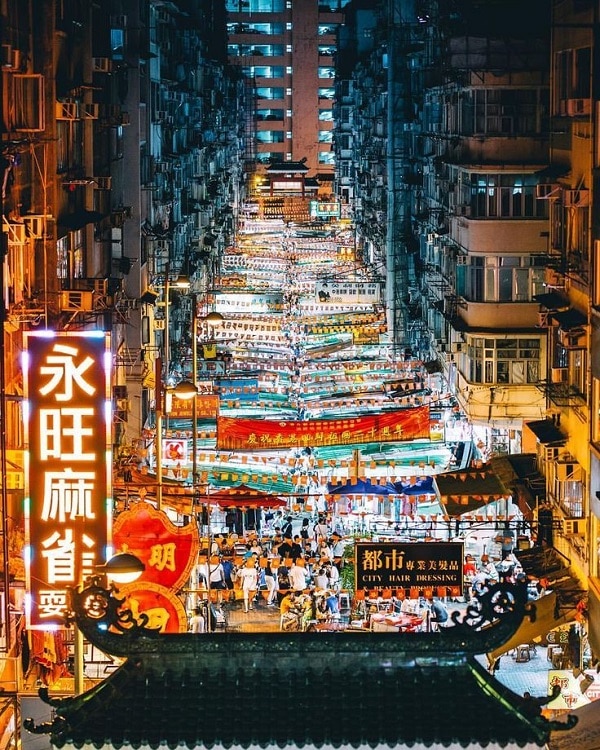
25 333 111 628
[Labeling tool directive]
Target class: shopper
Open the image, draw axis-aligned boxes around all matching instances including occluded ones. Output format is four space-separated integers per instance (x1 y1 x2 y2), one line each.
237 558 259 613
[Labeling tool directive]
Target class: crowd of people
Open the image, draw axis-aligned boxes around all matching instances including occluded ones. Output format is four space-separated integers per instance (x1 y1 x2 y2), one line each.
187 513 348 629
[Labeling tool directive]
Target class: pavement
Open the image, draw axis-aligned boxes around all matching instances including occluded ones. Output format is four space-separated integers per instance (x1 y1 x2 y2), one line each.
223 593 553 700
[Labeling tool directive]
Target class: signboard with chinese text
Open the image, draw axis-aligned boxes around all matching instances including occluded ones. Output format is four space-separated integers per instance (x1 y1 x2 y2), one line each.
315 281 381 305
114 581 188 633
24 332 112 629
354 542 464 593
216 405 430 451
309 200 341 218
112 501 198 591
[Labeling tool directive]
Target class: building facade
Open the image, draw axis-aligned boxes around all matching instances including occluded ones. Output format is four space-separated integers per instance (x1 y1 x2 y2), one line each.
226 0 347 191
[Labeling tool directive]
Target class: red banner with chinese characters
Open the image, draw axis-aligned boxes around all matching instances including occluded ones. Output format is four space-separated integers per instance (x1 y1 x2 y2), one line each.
216 405 430 450
112 501 198 591
24 332 112 629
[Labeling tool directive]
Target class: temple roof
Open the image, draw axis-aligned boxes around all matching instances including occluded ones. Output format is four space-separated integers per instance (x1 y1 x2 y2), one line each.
38 637 557 749
23 581 577 749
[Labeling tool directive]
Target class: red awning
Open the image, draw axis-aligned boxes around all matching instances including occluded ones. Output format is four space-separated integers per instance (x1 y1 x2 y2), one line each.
207 484 287 509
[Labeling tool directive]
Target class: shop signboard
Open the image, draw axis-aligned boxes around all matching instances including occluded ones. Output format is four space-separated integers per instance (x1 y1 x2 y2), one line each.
354 542 464 594
309 200 341 218
24 331 112 629
315 281 381 305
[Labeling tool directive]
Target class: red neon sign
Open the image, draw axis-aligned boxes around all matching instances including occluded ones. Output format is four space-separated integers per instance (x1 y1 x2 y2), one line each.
24 332 112 629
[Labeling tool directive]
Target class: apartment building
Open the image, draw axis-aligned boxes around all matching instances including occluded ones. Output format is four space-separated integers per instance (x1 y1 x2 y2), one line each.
226 0 347 193
1 0 242 697
334 0 595 662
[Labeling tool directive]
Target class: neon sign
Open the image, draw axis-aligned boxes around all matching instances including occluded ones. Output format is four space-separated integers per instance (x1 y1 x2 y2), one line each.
24 332 112 628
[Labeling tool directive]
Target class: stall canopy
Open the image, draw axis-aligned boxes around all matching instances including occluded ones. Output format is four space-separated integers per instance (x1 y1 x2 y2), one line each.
327 477 398 496
433 466 511 517
207 483 287 509
393 476 435 496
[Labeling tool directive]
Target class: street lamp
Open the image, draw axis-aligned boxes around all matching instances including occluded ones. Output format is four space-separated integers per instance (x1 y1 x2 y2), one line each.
154 263 191 511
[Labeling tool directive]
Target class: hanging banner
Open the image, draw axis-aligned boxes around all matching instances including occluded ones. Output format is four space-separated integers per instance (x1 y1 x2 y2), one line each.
354 542 464 592
216 405 430 450
24 331 112 629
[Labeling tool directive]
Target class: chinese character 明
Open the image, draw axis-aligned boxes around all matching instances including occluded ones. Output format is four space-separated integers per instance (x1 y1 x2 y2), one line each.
42 468 96 522
148 543 177 572
39 343 96 401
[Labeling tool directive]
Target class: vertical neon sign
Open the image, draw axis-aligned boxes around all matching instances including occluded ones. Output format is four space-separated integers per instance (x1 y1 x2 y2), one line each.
24 332 112 629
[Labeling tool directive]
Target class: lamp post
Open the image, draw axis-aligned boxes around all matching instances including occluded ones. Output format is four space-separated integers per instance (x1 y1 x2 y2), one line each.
73 552 145 694
154 264 191 511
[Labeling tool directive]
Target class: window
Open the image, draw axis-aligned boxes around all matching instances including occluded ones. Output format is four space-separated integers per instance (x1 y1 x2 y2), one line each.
465 172 548 219
318 130 333 143
318 152 335 165
243 66 284 78
318 67 335 79
318 88 334 99
238 44 284 56
318 109 333 121
457 255 545 302
255 87 284 100
226 0 285 10
468 338 541 384
470 88 546 136
256 130 285 143
256 109 284 121
56 120 84 173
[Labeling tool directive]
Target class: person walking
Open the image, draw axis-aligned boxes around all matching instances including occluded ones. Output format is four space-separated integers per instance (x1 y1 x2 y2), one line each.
264 559 277 605
237 558 259 613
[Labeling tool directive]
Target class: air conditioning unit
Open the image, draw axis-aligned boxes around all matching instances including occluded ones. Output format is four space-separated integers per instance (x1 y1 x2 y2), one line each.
537 311 549 327
92 57 113 73
83 103 100 119
563 189 590 207
23 215 46 238
56 101 79 119
536 183 561 200
59 290 94 312
550 367 568 383
566 98 591 116
556 461 579 481
5 223 27 244
1 44 21 70
95 176 112 190
563 518 585 536
558 327 587 349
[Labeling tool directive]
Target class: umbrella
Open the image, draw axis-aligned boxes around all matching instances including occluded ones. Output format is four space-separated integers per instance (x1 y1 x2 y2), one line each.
393 476 435 496
327 478 398 495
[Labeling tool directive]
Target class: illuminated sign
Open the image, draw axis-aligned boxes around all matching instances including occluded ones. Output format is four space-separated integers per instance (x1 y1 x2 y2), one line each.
354 542 464 593
309 201 341 218
315 281 381 305
24 332 112 629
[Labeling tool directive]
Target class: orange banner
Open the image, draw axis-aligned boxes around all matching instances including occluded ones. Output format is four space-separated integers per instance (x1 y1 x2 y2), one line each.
216 406 430 450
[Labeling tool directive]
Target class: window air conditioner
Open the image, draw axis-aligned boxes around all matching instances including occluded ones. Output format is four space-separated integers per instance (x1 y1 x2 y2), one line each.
563 518 585 536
